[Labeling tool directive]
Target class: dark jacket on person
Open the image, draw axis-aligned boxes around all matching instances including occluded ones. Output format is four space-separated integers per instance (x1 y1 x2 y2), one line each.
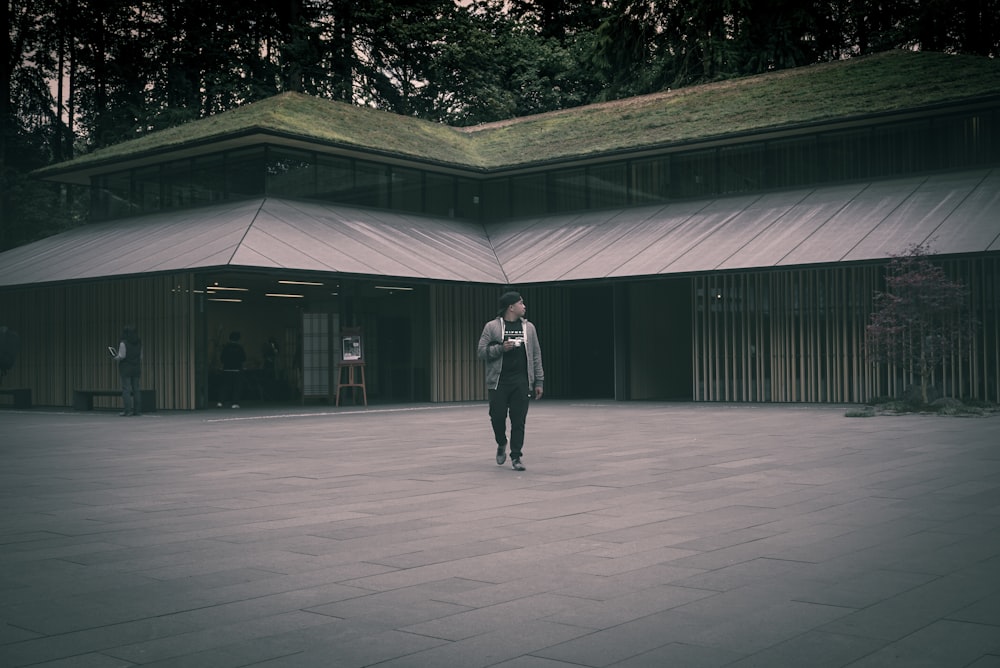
220 342 246 371
113 327 142 377
118 339 142 377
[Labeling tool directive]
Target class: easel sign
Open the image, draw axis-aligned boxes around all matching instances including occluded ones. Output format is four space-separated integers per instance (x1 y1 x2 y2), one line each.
341 328 364 363
336 327 367 406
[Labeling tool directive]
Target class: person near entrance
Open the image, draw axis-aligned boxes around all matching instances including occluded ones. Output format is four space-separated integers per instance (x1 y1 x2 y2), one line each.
218 331 246 408
477 291 544 471
112 325 142 416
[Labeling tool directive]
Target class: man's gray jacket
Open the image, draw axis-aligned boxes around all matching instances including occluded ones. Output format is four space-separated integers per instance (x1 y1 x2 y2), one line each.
477 317 544 391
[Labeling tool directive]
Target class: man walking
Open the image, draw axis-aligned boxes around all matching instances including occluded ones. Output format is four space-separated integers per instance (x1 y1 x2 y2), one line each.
477 291 544 471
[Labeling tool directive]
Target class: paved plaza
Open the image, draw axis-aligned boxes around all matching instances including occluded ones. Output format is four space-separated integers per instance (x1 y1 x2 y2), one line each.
1 401 999 667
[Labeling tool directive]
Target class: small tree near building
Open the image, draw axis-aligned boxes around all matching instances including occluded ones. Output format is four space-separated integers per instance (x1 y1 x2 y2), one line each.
866 244 978 405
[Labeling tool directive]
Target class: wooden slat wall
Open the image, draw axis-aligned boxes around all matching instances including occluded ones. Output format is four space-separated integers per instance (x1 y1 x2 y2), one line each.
524 286 568 398
938 256 999 404
693 259 999 403
3 259 994 409
989 256 999 405
430 284 494 402
0 274 198 409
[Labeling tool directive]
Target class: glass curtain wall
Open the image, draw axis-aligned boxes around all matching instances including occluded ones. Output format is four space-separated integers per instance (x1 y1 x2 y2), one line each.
226 148 267 198
91 106 998 223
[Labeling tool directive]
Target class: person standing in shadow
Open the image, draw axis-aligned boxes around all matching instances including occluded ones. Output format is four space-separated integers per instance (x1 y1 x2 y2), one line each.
261 336 279 400
112 325 143 416
218 331 246 408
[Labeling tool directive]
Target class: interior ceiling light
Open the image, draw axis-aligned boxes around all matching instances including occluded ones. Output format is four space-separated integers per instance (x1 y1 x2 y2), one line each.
374 285 414 291
279 280 324 286
207 286 249 291
207 298 243 303
265 293 305 298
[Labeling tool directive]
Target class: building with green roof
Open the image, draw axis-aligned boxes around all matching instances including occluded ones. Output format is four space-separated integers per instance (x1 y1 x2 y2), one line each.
2 50 998 410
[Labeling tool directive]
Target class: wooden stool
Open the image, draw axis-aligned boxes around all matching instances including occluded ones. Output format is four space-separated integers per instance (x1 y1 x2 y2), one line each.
335 363 367 407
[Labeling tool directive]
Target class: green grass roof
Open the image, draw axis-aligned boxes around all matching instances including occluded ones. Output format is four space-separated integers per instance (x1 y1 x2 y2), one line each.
36 50 1000 179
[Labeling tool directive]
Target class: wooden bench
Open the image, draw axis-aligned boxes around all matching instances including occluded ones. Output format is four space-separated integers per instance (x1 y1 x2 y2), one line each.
73 389 156 412
0 388 32 408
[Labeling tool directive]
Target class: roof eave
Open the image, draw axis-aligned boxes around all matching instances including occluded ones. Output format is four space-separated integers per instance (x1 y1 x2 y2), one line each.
34 127 492 186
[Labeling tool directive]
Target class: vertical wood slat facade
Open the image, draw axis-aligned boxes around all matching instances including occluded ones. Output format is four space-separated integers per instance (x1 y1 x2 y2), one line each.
430 284 493 402
1 274 197 409
527 286 569 399
693 258 1000 404
1 259 995 409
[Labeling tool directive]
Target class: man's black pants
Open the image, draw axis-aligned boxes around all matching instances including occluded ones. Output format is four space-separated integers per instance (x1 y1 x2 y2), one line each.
489 381 530 459
221 370 243 405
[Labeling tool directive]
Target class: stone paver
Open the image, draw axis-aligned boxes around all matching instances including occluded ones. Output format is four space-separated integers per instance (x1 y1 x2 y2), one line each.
1 401 998 667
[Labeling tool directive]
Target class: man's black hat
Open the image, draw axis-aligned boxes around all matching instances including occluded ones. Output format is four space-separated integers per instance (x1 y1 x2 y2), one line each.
497 291 522 316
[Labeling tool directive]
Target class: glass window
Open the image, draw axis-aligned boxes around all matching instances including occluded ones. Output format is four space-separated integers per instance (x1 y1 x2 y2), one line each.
817 129 870 182
454 177 480 220
719 143 765 193
935 113 996 169
162 159 194 209
870 121 929 178
481 178 509 221
90 177 107 221
391 166 423 213
991 108 1000 164
425 172 455 217
671 150 716 199
351 161 389 208
588 163 628 209
630 157 670 204
766 137 816 189
550 167 587 213
95 171 133 220
191 154 226 205
510 173 547 217
316 155 354 202
267 148 315 198
226 147 266 198
133 165 161 213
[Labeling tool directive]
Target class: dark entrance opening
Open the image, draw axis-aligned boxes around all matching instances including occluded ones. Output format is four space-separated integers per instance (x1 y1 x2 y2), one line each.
562 285 616 399
626 278 693 401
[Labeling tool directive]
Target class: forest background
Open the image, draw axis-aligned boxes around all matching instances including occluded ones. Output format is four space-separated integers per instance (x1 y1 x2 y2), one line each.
2 0 998 251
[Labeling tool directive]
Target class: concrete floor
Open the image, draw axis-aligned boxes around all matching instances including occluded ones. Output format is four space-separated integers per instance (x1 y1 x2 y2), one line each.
1 401 999 667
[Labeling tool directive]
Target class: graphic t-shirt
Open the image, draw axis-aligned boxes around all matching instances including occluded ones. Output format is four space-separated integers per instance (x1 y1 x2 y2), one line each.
499 318 527 384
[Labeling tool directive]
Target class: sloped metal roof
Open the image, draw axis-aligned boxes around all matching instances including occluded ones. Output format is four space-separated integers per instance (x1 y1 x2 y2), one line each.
0 199 506 287
489 167 1000 282
233 199 504 282
0 168 997 289
0 200 262 286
